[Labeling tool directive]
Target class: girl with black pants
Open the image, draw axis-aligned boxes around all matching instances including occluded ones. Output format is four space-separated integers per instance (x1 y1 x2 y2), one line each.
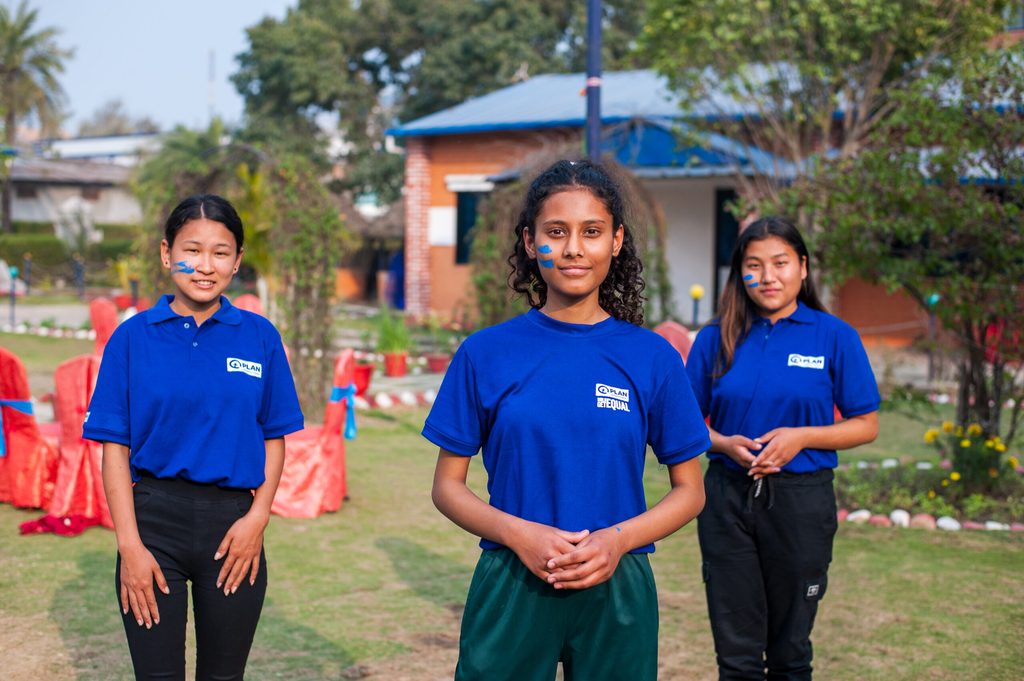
686 217 880 680
85 195 303 680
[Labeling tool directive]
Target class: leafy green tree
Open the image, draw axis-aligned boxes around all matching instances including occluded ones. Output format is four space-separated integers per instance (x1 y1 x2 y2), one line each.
77 99 160 137
639 0 1007 206
772 45 1024 446
231 0 649 202
0 0 73 231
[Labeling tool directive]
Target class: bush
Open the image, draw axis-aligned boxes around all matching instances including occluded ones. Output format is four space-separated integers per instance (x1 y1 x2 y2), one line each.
835 465 1024 522
0 234 68 269
10 221 54 235
96 223 141 241
86 239 133 264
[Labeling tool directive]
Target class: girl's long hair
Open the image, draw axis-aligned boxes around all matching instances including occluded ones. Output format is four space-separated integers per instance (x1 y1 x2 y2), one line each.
508 159 645 326
716 216 826 375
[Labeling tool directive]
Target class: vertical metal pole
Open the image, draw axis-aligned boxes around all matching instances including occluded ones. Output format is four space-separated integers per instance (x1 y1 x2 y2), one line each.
586 0 602 161
9 266 17 327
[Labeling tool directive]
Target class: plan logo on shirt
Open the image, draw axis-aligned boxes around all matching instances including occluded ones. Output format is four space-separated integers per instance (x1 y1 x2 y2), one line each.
787 353 825 370
226 357 263 378
595 383 630 413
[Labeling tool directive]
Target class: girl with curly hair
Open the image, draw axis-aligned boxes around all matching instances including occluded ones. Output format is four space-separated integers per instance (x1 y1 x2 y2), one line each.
424 159 710 680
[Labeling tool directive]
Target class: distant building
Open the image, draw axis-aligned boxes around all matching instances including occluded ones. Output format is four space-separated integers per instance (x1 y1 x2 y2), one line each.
9 157 141 226
388 70 924 345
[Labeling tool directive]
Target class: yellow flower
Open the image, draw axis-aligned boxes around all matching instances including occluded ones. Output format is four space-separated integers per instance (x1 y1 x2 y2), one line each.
928 490 936 499
985 439 996 449
942 421 954 433
967 423 983 436
995 443 1007 453
1008 456 1020 468
924 429 940 444
955 426 964 437
960 439 971 448
989 468 999 478
941 479 950 487
950 471 961 481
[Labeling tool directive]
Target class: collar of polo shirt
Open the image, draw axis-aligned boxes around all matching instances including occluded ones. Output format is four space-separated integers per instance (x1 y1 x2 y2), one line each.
754 300 815 326
146 294 243 326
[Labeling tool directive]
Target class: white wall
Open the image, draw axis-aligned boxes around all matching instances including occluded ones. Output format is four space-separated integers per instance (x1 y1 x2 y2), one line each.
641 177 737 325
12 185 142 226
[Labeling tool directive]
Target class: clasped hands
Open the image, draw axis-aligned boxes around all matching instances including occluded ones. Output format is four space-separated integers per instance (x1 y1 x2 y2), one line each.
509 521 626 591
725 427 806 479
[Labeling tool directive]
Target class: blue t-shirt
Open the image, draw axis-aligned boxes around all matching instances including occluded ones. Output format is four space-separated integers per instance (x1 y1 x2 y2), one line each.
83 295 304 488
685 302 880 473
422 308 711 553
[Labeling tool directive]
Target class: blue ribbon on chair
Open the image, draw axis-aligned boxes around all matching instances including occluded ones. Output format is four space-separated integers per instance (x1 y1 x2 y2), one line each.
0 399 34 457
329 384 358 440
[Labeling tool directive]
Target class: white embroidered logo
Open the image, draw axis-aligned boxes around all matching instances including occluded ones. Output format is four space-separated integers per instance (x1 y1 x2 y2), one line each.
787 354 825 370
226 357 263 378
595 383 630 412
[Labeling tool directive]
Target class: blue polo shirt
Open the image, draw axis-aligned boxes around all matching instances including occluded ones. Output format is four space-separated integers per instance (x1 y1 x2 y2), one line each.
423 308 711 553
686 302 879 473
83 295 304 489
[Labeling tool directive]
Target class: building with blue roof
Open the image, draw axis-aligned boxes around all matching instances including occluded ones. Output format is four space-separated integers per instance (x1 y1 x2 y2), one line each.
389 68 800 324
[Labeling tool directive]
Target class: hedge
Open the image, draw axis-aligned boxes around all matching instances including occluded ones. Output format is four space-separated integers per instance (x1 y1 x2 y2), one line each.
0 234 68 269
10 221 54 235
86 239 134 263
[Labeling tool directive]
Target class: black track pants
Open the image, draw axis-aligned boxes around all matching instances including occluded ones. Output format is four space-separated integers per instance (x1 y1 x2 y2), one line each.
115 475 267 681
698 461 837 681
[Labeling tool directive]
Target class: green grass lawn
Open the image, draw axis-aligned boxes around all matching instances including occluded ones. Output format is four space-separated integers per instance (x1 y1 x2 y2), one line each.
2 407 1023 680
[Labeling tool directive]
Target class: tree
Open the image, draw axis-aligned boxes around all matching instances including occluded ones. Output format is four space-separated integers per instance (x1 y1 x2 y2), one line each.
76 99 160 137
0 0 73 231
638 0 1007 208
133 120 352 415
772 45 1024 448
231 0 649 202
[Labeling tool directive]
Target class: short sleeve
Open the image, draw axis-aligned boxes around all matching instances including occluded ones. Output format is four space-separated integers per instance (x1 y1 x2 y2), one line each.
685 325 719 417
422 345 484 456
648 351 712 465
258 329 304 439
83 326 131 446
832 323 881 418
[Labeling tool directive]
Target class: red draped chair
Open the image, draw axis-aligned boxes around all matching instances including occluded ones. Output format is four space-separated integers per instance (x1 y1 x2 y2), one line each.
45 298 119 528
231 293 263 314
0 347 59 509
272 349 356 518
654 320 694 364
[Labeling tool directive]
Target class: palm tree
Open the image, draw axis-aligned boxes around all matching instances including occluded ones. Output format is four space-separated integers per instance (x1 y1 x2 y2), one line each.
0 0 73 232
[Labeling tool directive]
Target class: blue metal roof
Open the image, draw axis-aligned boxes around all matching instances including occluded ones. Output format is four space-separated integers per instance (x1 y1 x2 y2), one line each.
603 119 797 179
387 70 757 137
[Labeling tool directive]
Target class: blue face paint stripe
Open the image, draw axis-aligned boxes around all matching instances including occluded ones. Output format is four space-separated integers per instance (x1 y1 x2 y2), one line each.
538 245 553 254
743 274 753 281
747 281 759 288
539 259 555 269
172 260 195 274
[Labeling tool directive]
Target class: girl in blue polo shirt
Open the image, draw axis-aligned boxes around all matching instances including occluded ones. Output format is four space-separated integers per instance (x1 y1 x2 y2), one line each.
84 194 303 681
686 216 879 680
424 160 710 681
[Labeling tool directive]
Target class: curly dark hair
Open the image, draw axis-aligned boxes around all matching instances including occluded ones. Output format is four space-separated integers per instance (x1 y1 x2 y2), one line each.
508 159 646 326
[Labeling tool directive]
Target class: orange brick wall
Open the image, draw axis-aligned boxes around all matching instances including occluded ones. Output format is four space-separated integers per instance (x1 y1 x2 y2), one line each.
833 279 928 348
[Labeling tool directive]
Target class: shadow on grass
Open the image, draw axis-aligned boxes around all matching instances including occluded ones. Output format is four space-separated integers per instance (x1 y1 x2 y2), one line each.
52 549 356 681
376 536 470 611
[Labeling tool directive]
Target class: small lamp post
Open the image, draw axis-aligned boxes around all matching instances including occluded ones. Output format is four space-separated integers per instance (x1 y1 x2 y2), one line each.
689 284 705 328
129 273 140 308
926 292 940 383
72 253 85 300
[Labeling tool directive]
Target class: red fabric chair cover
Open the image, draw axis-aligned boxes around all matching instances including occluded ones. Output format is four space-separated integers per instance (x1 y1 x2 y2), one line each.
0 347 59 509
90 297 118 355
654 320 694 364
232 293 263 315
273 350 355 518
46 353 112 527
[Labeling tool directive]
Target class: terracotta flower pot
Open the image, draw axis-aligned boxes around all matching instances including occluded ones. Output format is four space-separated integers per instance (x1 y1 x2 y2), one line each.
353 363 374 396
424 352 451 373
382 351 408 377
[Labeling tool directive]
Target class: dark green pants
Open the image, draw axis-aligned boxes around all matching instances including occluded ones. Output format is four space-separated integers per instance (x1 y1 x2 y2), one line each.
455 547 659 681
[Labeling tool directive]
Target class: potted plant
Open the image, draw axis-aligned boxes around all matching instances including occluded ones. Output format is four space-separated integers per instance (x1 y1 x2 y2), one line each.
374 306 412 377
423 314 453 373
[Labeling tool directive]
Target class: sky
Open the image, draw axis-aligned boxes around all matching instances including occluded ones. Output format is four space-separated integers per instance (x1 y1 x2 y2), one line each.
24 0 295 134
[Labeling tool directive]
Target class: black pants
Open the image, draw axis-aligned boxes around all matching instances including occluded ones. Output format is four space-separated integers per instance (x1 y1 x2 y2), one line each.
116 475 267 681
698 461 837 681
